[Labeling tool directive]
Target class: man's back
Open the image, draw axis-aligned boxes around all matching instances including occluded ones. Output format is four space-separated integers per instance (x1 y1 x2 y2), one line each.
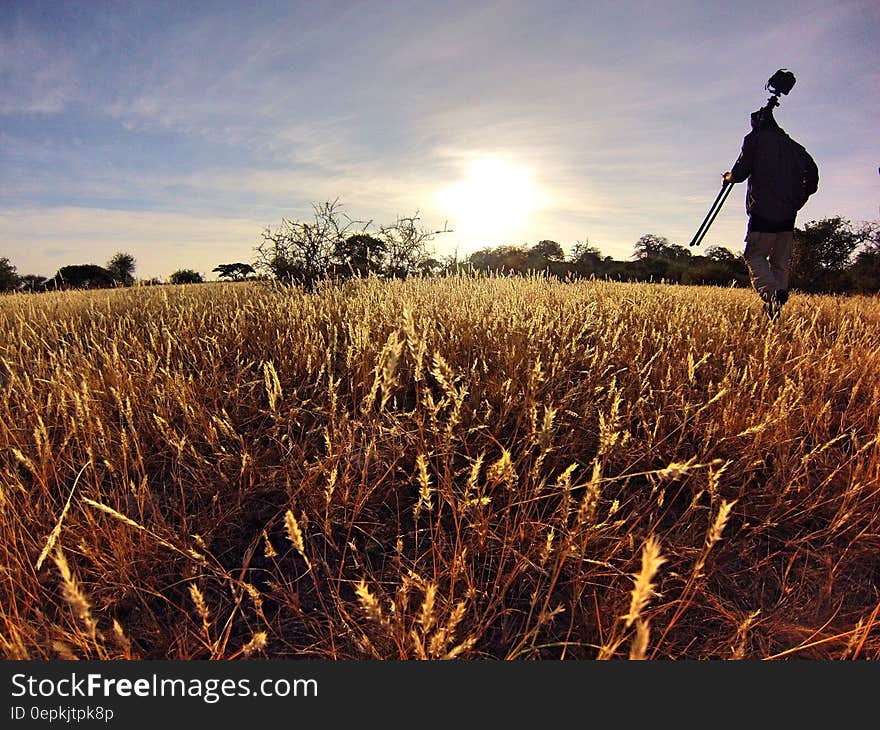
730 116 818 228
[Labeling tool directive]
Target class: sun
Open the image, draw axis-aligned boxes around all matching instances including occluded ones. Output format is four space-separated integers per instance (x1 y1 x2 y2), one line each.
436 159 538 248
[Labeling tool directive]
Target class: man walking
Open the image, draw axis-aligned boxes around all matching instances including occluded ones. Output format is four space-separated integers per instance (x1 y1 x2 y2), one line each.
723 107 819 320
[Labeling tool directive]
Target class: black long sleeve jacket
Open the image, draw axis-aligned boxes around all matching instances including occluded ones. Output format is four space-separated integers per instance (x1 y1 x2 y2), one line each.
729 125 819 231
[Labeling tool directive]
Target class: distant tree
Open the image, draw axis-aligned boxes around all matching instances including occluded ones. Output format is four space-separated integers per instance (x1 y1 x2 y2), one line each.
637 256 670 281
18 274 48 292
464 247 494 272
212 262 255 281
169 269 204 284
570 240 602 262
48 264 116 290
417 256 443 276
705 246 739 263
0 257 19 292
569 240 603 277
663 243 692 260
791 217 865 292
467 244 530 274
681 255 749 287
627 234 692 281
531 239 565 262
849 221 880 293
376 212 450 279
437 250 464 276
107 251 137 286
633 234 672 259
333 233 387 277
522 240 563 275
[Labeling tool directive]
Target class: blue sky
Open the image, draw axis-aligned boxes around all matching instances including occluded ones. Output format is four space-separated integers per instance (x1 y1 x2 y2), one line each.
1 0 878 280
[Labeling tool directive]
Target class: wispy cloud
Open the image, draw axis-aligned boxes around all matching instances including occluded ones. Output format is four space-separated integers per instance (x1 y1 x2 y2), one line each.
0 21 79 113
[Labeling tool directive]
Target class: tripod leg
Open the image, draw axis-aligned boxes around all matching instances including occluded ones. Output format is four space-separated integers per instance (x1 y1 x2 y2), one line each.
689 184 727 247
689 182 733 247
690 182 732 247
700 182 734 240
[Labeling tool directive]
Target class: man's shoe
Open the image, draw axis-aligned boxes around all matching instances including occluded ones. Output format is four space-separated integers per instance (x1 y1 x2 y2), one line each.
770 301 780 321
763 292 780 321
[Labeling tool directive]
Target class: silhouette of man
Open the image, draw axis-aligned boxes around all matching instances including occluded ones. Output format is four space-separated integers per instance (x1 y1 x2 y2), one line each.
723 107 818 319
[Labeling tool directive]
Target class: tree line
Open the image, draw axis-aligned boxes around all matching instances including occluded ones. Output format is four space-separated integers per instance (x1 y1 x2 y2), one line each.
0 252 257 292
466 216 879 295
1 204 878 295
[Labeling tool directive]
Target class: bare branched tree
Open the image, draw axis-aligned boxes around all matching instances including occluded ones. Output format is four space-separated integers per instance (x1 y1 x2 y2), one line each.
376 212 451 279
254 201 450 286
254 199 369 289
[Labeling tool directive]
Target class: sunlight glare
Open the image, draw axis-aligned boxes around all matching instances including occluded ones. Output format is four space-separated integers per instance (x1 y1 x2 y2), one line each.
436 159 538 249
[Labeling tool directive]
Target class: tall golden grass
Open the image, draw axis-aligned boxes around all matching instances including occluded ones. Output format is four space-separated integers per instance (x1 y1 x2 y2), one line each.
1 275 878 659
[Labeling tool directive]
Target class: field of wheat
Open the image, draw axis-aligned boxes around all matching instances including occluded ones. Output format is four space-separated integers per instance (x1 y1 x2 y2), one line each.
1 275 878 660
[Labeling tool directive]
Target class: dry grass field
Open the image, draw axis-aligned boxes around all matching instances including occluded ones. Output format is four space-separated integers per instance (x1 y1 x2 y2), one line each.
1 275 878 660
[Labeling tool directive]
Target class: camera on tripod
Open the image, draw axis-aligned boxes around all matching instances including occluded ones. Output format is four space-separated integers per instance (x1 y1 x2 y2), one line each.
765 69 796 108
